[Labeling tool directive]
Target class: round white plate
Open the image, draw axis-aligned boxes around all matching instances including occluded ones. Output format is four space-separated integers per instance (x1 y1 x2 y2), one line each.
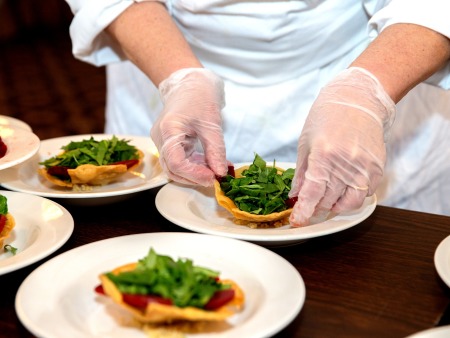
0 125 40 171
155 164 376 246
0 115 32 132
406 325 450 338
434 234 450 288
0 134 169 205
0 190 74 275
16 232 305 338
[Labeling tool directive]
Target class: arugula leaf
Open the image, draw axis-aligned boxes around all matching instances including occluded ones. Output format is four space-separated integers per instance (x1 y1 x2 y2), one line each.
39 136 139 168
3 244 17 255
220 153 295 215
0 195 7 215
105 248 230 308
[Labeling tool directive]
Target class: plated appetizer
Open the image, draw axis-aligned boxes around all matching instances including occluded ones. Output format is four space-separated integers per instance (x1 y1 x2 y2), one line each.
215 154 296 228
38 135 143 188
95 248 244 335
0 194 15 248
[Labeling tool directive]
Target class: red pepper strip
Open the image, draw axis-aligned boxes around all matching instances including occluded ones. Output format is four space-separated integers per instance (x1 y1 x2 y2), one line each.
112 159 139 169
204 289 235 310
47 160 138 179
47 166 70 179
0 214 6 233
122 293 173 309
0 137 7 158
94 284 105 295
285 196 298 208
227 165 235 178
94 283 234 310
94 284 173 308
215 165 235 183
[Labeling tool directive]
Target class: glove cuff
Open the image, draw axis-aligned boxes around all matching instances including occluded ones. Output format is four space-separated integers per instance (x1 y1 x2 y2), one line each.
158 68 225 105
339 67 397 142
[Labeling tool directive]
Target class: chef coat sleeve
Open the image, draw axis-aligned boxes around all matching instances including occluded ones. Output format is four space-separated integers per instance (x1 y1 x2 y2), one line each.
65 0 167 66
365 0 450 89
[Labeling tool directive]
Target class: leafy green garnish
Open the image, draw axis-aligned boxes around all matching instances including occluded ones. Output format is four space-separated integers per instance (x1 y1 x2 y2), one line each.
0 195 7 215
220 153 295 215
105 248 230 308
39 136 139 169
3 244 17 255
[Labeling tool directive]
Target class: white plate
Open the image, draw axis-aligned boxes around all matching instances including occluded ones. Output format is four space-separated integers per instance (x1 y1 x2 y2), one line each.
0 115 33 131
406 325 450 338
0 125 40 171
434 234 450 288
15 232 305 338
0 134 169 205
0 190 74 275
155 163 376 246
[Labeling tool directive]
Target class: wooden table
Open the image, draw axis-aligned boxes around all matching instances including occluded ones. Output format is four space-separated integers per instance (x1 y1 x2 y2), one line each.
1 187 450 338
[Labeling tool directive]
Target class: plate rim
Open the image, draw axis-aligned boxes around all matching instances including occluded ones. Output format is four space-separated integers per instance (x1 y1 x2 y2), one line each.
434 234 450 288
406 324 450 338
155 180 377 245
0 190 74 275
0 125 40 171
0 116 32 131
15 232 305 338
0 133 169 199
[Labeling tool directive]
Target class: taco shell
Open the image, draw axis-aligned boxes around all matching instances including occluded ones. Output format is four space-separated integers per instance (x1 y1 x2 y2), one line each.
0 213 15 247
39 150 144 187
99 262 245 324
214 165 293 223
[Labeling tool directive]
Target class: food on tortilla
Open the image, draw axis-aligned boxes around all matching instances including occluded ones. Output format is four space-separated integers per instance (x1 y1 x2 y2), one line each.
0 195 15 248
38 135 143 187
214 153 297 228
95 248 244 330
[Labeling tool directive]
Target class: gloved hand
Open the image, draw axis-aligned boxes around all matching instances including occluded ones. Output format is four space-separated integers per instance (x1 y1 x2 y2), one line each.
289 67 396 227
151 68 228 186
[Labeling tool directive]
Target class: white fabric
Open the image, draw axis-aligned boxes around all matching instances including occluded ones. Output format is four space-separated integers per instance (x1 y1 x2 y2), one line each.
65 0 450 216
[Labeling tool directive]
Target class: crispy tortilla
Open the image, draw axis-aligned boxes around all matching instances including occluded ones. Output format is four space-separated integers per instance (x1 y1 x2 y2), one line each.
99 262 245 324
0 213 15 247
214 165 293 224
39 150 144 187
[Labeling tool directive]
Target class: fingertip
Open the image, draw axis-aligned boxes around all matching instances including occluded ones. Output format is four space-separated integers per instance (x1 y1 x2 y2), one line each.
289 201 312 227
332 187 366 213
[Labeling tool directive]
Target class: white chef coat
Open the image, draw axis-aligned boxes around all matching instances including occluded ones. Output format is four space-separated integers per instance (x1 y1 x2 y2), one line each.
64 0 450 215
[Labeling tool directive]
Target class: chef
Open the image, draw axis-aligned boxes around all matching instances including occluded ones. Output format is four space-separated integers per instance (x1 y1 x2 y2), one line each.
64 0 450 225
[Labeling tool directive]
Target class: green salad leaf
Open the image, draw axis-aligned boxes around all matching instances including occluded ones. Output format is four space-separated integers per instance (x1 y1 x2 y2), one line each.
4 244 17 255
220 153 295 215
105 248 230 308
39 135 139 168
0 195 8 215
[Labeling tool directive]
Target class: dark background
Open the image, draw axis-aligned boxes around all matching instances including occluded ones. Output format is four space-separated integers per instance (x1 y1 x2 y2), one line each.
0 0 106 140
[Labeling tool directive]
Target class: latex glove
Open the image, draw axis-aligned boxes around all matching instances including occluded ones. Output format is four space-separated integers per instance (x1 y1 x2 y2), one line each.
289 67 396 227
151 68 228 186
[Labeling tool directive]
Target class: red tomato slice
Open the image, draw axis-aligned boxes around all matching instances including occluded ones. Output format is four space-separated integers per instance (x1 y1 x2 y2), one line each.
0 214 6 234
204 289 235 310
